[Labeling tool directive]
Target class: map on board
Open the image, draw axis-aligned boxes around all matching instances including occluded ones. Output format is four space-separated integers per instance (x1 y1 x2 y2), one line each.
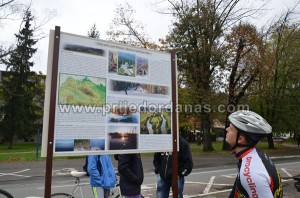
58 73 106 106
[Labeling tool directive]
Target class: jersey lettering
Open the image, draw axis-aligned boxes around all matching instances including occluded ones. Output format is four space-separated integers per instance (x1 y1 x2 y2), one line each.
243 156 258 197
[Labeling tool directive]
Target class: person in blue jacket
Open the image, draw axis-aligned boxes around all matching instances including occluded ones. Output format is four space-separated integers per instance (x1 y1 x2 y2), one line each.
87 155 112 198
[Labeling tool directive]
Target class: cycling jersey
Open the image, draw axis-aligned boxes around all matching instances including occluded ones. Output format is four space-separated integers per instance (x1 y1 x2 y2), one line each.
229 147 282 198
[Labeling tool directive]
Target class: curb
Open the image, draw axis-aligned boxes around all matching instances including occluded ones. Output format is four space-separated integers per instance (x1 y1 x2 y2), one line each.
270 155 300 160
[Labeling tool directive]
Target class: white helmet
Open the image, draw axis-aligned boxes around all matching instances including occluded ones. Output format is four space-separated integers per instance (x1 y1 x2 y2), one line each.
229 110 272 134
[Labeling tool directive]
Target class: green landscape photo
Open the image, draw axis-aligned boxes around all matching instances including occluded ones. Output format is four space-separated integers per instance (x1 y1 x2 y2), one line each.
58 73 106 106
140 108 171 134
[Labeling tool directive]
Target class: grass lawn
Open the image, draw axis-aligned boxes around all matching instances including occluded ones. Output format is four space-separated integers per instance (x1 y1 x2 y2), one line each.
0 143 42 162
0 143 83 162
0 143 40 153
0 141 298 162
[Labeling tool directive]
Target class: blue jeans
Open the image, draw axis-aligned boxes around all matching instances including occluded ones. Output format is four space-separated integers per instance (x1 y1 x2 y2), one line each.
156 175 185 198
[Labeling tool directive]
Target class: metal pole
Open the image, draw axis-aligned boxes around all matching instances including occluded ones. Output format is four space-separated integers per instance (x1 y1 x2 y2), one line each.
36 128 40 159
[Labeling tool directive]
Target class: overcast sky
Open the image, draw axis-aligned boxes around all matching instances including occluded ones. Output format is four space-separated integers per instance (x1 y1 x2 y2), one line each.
1 0 299 74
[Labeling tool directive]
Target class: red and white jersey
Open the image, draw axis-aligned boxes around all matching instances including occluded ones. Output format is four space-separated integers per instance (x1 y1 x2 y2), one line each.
229 147 282 198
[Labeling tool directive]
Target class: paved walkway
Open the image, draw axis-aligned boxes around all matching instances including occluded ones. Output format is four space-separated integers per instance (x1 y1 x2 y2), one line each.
282 143 300 149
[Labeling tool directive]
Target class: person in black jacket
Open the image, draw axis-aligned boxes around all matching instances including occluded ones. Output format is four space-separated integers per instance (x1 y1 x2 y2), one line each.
117 153 144 198
153 136 193 198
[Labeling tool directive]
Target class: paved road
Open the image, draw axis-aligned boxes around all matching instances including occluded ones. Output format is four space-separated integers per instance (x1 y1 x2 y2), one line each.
1 148 299 181
0 144 299 197
0 150 300 197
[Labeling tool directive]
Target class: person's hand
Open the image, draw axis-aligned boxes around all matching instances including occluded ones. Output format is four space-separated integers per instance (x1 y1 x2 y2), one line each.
154 167 159 174
181 169 188 176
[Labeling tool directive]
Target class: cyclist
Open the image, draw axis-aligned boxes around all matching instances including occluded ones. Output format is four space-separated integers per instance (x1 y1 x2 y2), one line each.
226 110 282 198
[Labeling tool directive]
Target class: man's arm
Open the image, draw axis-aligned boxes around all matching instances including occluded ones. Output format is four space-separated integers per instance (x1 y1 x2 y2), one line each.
118 154 140 183
87 155 102 186
180 139 193 176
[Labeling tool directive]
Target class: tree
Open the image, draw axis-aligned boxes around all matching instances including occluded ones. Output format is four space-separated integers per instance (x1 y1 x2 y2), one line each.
221 23 264 149
164 0 265 151
88 23 100 38
30 72 45 129
0 10 37 148
178 86 197 141
1 1 56 65
252 6 300 147
0 0 22 60
106 2 160 50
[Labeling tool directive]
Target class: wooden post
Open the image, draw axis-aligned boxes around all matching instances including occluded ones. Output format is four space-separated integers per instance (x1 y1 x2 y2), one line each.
171 51 178 197
44 26 60 198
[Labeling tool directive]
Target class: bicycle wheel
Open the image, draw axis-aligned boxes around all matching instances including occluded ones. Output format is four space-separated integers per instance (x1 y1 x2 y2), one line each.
0 189 14 198
51 193 73 198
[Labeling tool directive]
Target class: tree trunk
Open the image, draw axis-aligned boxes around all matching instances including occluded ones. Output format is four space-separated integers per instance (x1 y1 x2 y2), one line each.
7 140 13 149
267 133 274 149
202 112 214 152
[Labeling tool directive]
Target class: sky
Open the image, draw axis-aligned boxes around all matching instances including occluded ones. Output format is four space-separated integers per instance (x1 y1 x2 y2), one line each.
0 0 299 74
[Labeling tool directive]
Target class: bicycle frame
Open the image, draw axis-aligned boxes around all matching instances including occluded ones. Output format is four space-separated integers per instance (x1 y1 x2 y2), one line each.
70 177 85 198
51 171 121 198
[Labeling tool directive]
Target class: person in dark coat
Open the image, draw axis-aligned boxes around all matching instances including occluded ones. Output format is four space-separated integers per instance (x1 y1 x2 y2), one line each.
117 154 144 198
153 136 193 198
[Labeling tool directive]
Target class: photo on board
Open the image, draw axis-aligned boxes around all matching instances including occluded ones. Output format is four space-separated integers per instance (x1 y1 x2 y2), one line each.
107 125 139 150
140 107 171 134
118 51 136 77
108 79 170 98
58 73 106 107
108 50 118 74
136 56 149 78
107 105 139 124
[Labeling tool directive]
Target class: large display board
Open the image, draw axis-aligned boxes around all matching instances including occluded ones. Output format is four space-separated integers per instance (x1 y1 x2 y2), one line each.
42 30 174 156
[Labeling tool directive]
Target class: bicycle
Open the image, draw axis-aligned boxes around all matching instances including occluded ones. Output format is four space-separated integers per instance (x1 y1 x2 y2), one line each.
0 188 14 198
51 171 121 198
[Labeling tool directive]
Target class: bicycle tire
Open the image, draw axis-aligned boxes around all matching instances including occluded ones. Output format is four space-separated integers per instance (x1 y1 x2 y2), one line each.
51 193 74 198
0 189 14 198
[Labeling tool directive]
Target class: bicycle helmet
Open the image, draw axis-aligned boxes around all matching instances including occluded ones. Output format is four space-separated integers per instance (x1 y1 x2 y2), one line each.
228 110 272 134
228 110 272 149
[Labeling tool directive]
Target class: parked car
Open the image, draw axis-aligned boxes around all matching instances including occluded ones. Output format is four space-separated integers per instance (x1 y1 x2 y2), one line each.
272 137 285 141
272 137 285 145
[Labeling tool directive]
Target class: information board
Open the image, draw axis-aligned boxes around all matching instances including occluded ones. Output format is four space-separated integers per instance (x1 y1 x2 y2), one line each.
41 30 175 156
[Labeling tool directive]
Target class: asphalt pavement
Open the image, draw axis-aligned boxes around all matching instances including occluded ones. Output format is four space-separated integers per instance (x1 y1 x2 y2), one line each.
0 143 299 197
0 144 299 180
